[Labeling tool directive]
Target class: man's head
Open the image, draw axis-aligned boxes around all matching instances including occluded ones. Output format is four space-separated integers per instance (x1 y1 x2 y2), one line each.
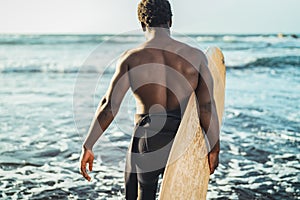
138 0 173 30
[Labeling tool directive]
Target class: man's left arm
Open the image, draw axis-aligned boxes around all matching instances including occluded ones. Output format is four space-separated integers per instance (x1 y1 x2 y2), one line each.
195 52 220 175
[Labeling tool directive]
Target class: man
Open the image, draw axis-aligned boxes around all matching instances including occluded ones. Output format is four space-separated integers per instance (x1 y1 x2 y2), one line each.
79 0 220 199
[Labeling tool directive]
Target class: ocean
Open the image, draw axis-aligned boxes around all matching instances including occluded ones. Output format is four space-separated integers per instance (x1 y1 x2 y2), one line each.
0 33 299 199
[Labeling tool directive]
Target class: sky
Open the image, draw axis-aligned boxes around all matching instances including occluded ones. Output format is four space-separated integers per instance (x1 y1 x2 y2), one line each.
0 0 299 34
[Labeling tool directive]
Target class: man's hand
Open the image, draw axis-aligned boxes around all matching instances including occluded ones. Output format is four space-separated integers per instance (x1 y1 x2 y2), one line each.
79 146 94 181
208 151 219 175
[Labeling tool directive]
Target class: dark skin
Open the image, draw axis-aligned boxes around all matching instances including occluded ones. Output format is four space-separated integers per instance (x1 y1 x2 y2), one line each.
79 21 220 181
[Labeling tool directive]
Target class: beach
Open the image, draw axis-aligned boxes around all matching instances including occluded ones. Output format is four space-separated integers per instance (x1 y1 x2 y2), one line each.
0 33 299 199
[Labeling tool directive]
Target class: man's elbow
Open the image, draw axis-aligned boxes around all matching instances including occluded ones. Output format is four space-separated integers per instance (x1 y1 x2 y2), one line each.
100 98 121 116
199 100 213 114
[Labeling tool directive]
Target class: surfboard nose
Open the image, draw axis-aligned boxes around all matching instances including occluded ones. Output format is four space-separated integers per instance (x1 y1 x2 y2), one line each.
206 46 225 65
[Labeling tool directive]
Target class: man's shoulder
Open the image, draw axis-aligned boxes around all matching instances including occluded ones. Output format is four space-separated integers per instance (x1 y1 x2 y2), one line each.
119 46 144 60
117 48 138 66
118 41 207 67
176 41 206 59
173 40 207 68
118 46 150 66
115 47 145 72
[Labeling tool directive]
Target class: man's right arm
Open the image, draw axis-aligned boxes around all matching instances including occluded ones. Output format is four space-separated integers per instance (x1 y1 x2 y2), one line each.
195 52 220 174
79 52 130 181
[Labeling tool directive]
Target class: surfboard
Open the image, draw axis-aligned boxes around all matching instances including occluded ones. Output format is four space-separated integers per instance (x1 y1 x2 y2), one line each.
158 47 226 200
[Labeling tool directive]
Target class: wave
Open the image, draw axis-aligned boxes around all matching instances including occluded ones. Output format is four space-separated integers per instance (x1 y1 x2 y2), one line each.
0 64 116 74
0 68 80 74
1 56 298 74
0 34 144 45
0 66 114 74
1 34 299 46
229 56 300 69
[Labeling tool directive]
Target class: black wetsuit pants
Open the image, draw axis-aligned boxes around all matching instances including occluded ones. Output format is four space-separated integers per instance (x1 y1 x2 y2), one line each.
125 110 181 200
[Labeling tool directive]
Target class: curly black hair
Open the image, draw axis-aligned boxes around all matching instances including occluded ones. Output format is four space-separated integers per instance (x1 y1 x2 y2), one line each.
138 0 173 27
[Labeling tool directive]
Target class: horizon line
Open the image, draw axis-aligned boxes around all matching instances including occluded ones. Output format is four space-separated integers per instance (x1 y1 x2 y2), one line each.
0 32 299 36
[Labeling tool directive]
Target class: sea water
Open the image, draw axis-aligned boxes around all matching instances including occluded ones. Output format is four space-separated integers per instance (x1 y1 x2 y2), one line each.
0 33 299 199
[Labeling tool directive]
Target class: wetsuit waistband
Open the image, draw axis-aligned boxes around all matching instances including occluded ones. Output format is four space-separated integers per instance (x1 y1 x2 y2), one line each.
134 108 182 124
134 108 182 133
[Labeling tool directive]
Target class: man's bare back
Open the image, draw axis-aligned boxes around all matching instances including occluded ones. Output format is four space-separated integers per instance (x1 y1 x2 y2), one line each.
115 35 207 115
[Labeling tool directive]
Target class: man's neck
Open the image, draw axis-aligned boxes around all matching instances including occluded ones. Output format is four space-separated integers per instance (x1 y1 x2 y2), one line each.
145 27 171 41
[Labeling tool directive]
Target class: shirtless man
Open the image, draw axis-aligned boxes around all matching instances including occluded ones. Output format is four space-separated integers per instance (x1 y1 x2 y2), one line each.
79 0 220 199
